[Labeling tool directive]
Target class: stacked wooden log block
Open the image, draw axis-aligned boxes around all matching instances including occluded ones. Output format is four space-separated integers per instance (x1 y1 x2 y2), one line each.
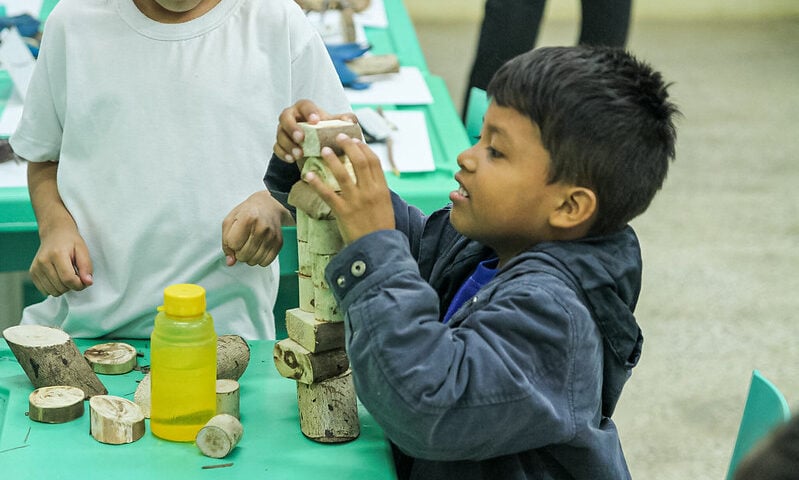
273 120 362 443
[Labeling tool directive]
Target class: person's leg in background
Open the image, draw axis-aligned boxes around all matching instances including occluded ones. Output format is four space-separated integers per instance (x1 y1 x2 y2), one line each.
463 0 547 121
578 0 632 47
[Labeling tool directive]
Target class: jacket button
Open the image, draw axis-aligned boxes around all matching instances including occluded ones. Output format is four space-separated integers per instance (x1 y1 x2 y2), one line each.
351 260 366 277
336 276 346 287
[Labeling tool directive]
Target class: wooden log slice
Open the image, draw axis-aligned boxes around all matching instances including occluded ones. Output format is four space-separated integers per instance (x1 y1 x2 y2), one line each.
297 370 360 443
28 385 85 424
83 342 138 375
89 395 145 444
2 324 107 398
196 414 244 459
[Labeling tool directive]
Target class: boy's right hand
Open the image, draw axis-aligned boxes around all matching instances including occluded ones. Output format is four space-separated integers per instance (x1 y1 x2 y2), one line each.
29 224 93 297
273 99 358 163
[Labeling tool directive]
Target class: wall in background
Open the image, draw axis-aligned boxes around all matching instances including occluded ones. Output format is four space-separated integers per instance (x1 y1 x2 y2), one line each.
404 0 799 23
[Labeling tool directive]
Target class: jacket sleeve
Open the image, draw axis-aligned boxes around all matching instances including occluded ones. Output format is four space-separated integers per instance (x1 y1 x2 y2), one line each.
325 231 605 461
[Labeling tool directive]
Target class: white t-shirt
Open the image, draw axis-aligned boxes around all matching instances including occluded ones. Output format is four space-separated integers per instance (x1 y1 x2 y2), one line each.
10 0 351 339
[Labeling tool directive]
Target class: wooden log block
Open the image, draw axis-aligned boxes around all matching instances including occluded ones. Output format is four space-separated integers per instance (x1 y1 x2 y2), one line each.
216 379 240 419
273 338 348 384
289 179 333 220
297 370 359 443
301 156 355 192
217 334 251 380
298 240 312 277
133 372 151 418
308 217 344 255
312 253 343 322
285 308 345 353
296 208 310 242
313 284 343 323
28 385 85 424
89 395 145 444
83 342 138 375
196 414 244 459
341 7 356 43
299 119 362 157
298 273 314 312
2 325 107 398
346 54 401 76
311 253 334 290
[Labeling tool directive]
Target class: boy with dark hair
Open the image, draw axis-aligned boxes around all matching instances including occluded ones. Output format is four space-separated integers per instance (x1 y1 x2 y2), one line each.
266 45 679 479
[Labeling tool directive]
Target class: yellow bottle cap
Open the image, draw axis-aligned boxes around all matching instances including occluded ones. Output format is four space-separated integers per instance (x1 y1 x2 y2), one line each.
159 284 206 317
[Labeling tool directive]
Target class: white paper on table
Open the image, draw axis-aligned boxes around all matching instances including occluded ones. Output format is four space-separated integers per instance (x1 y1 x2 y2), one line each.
0 27 36 138
0 27 35 99
0 0 43 17
345 66 432 106
0 160 27 187
365 110 435 173
306 10 368 44
356 0 388 28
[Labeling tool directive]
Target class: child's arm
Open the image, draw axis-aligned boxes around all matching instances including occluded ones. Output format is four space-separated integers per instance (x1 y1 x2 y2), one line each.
27 161 93 295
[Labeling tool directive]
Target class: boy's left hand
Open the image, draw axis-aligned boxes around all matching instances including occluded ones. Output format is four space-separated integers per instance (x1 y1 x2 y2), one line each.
304 134 395 244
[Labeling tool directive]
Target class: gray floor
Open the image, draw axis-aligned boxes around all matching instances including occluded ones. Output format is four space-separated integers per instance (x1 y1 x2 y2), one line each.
413 17 799 480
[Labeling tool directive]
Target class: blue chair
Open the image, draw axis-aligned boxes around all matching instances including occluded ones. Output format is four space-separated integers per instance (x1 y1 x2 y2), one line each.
725 370 791 479
464 87 488 145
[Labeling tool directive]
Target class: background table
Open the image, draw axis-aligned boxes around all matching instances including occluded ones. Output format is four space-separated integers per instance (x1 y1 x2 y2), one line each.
0 339 396 478
0 0 470 335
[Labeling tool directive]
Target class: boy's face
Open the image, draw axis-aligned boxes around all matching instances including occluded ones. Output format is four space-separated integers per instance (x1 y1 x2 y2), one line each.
450 103 570 265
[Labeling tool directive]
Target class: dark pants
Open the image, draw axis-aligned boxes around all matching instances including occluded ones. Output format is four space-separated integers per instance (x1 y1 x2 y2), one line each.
463 0 632 120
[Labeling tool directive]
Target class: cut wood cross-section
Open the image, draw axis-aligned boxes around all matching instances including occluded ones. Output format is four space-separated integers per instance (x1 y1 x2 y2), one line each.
28 385 85 424
3 324 107 398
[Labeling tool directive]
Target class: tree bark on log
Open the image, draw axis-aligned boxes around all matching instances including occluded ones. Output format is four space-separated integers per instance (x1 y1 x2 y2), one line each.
28 385 85 424
89 395 145 444
216 334 251 380
196 414 244 459
297 370 359 443
2 325 107 398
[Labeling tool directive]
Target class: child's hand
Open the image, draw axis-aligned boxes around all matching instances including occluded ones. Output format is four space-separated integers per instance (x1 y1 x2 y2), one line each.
303 134 395 244
273 99 358 163
29 223 93 296
222 190 294 267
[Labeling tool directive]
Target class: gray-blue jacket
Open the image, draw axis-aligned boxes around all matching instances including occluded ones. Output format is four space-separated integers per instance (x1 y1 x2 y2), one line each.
267 162 643 480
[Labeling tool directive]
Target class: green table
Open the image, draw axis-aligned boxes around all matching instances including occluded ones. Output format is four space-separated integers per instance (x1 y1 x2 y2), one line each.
0 339 396 478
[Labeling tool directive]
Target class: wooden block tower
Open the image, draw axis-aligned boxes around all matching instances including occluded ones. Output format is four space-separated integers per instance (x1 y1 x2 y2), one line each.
273 119 363 443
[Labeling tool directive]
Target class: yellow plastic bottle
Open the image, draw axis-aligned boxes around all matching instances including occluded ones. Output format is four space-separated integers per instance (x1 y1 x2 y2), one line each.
150 284 217 441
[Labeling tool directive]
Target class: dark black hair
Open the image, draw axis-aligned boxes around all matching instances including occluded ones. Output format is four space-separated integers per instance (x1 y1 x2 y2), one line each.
487 46 679 235
734 415 799 480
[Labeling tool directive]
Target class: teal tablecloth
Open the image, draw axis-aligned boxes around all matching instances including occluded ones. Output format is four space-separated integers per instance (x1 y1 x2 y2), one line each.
0 339 397 479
